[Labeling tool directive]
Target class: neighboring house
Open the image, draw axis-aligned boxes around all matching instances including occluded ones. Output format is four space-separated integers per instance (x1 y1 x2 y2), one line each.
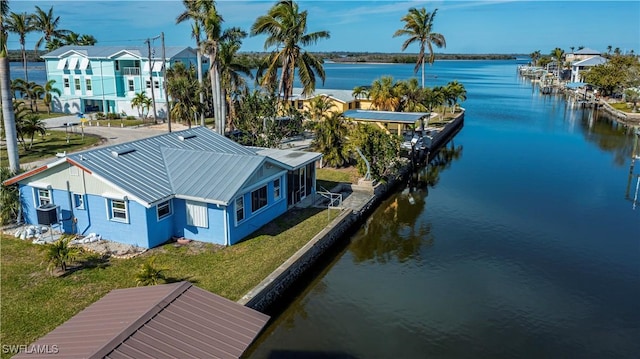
570 55 608 83
565 47 602 63
343 109 435 136
13 281 269 359
290 88 374 116
3 127 321 248
41 45 207 117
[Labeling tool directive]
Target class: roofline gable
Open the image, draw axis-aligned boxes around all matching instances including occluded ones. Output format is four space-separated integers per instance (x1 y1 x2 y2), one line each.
107 49 142 59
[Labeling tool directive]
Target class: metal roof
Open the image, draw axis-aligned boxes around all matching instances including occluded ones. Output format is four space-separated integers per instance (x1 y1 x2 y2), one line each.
42 45 195 60
573 47 601 55
13 282 270 359
292 88 356 103
343 109 431 124
252 148 322 170
163 148 265 205
573 55 608 67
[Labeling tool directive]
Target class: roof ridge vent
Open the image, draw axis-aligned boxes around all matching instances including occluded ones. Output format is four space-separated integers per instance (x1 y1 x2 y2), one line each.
178 134 197 141
111 147 136 158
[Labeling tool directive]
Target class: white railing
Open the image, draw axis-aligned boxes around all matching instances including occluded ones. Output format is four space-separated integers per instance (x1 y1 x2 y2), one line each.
122 67 140 76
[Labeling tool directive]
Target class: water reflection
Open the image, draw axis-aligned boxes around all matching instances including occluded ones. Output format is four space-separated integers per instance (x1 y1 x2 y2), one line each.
349 142 463 264
576 109 638 165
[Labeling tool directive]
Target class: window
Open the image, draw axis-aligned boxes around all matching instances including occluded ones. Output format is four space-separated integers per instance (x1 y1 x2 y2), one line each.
74 78 81 90
157 200 171 220
235 196 244 222
146 80 151 89
109 199 128 222
115 61 119 71
251 186 267 212
85 79 92 91
63 78 69 88
274 178 281 199
128 79 134 92
37 188 51 206
186 200 208 227
154 80 159 89
73 194 84 210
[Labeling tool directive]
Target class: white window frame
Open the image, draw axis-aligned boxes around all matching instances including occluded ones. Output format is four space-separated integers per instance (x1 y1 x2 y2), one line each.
73 193 85 210
85 78 92 91
74 77 81 91
154 80 159 89
156 200 172 221
274 178 281 200
251 185 268 213
35 188 52 207
127 79 135 92
235 196 244 223
107 198 128 223
186 200 208 228
63 77 70 88
145 80 151 88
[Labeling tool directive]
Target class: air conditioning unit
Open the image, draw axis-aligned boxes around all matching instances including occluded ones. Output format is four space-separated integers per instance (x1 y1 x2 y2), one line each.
37 204 59 225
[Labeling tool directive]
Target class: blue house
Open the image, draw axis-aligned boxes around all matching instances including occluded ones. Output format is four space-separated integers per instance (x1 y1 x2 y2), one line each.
41 45 205 117
4 128 321 248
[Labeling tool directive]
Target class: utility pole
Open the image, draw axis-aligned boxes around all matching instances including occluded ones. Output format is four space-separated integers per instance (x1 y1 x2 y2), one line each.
145 37 158 124
161 32 171 132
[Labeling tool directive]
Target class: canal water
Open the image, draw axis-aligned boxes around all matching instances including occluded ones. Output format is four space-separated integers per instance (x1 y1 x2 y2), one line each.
247 61 640 358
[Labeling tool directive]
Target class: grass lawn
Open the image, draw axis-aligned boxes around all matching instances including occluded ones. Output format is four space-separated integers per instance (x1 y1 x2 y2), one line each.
609 102 634 113
0 207 340 355
0 131 101 166
317 167 360 191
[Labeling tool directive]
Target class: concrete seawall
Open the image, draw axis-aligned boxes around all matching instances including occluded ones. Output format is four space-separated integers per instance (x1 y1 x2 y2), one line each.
240 112 465 312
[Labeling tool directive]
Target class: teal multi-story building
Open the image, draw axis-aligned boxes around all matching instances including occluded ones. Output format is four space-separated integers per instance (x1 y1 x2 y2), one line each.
42 45 204 117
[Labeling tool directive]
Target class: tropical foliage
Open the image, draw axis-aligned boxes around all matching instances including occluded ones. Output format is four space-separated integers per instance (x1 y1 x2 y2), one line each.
135 256 167 286
0 167 20 225
311 112 351 168
130 92 152 119
166 62 201 128
394 7 445 88
251 0 330 100
43 236 81 273
218 27 252 130
42 79 61 114
349 124 402 181
31 5 70 52
583 54 640 96
4 11 34 82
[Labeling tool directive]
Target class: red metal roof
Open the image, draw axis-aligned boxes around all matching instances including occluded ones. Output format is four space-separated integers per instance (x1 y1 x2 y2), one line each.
13 282 269 359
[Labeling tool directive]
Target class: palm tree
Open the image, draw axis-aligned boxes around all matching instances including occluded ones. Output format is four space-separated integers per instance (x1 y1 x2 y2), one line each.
369 76 400 111
218 27 252 130
45 38 63 51
445 80 466 113
78 34 97 45
12 79 42 112
62 31 80 45
529 50 541 66
177 0 225 134
131 92 151 119
18 113 46 150
42 79 61 114
31 5 69 54
43 236 80 273
312 112 350 168
393 7 446 88
306 95 335 122
0 0 20 171
165 62 200 128
191 21 205 126
135 256 166 286
352 86 369 100
251 0 330 100
550 47 564 79
5 11 34 82
396 78 426 112
607 45 613 54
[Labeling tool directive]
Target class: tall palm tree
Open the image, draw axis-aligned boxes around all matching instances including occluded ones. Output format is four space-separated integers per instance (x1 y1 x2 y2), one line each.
78 34 97 45
42 79 61 114
445 80 467 113
131 92 151 118
369 76 400 111
31 5 69 54
550 47 564 79
191 21 205 126
44 37 63 51
0 0 20 171
5 11 34 82
396 78 426 112
393 7 446 88
218 27 251 130
177 0 225 134
166 62 200 128
529 50 541 66
251 0 330 100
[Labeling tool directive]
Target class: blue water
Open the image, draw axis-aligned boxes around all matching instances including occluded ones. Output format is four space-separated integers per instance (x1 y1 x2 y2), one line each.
9 61 47 85
247 61 640 358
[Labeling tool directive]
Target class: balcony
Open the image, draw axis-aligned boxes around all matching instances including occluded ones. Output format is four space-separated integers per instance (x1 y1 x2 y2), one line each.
122 67 140 76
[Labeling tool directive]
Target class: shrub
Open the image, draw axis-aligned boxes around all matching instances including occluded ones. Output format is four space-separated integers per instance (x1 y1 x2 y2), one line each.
0 167 20 225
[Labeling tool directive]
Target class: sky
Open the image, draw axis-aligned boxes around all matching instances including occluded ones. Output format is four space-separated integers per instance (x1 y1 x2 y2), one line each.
5 0 640 55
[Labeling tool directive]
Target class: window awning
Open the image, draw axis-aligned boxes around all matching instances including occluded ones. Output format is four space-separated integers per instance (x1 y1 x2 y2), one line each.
68 57 79 70
79 58 90 70
56 58 67 70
